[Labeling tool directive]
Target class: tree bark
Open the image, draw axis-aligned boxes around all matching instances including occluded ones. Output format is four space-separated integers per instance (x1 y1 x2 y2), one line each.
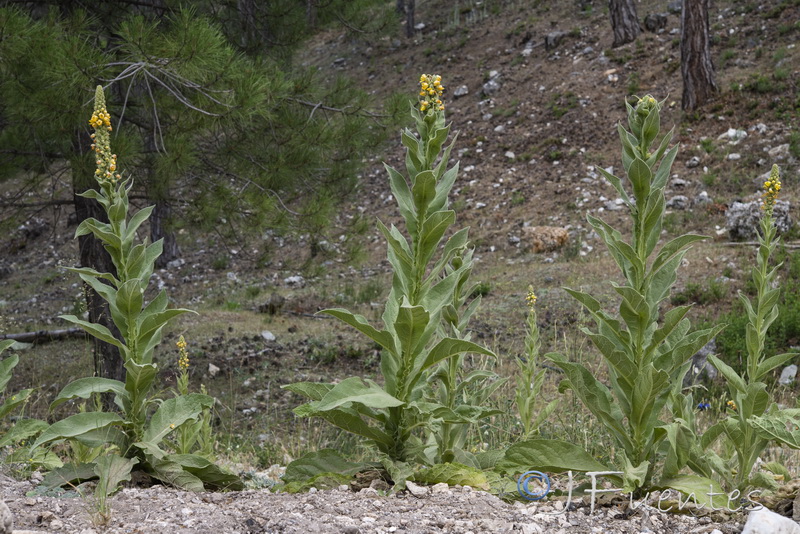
72 177 126 384
405 0 415 37
608 0 641 48
306 0 317 30
681 0 717 110
150 199 181 268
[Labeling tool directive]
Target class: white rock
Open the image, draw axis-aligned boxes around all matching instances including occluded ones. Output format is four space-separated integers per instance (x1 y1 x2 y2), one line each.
769 144 790 159
505 151 516 159
208 363 221 377
719 128 748 144
405 481 428 497
453 85 469 97
283 275 305 287
779 365 798 386
741 508 800 534
0 500 12 534
261 330 276 342
727 153 742 161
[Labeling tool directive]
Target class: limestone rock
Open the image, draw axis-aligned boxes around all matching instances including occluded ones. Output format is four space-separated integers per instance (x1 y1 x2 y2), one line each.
726 200 793 240
779 365 798 386
0 499 12 534
522 226 568 253
741 508 800 534
644 13 668 32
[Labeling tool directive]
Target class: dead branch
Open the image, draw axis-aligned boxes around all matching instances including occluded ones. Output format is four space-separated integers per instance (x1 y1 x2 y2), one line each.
0 328 86 345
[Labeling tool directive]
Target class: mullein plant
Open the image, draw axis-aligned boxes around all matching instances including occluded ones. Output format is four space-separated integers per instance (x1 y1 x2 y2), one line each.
0 340 48 452
544 96 722 494
32 87 241 493
285 75 494 478
514 288 557 440
426 246 505 466
168 336 215 458
699 165 800 492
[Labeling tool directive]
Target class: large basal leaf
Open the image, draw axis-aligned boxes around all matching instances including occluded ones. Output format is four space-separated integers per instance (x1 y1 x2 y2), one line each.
499 439 608 474
283 449 376 483
142 393 213 446
414 462 489 490
32 412 125 449
167 454 244 490
659 474 729 510
148 458 204 491
42 462 99 489
94 455 138 498
50 377 128 410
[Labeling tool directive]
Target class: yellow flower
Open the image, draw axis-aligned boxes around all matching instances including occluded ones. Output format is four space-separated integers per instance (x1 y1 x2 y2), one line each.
89 86 120 186
761 164 781 215
727 400 737 411
177 335 190 371
170 423 176 429
525 286 537 309
418 73 445 114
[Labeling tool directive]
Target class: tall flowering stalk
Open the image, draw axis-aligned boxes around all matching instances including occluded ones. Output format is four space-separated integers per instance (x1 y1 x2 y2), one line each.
703 165 800 492
514 288 557 440
32 86 240 492
545 96 722 494
286 75 494 471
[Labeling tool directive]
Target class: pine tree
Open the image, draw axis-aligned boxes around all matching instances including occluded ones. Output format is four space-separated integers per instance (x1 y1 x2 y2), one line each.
681 0 717 110
0 1 398 381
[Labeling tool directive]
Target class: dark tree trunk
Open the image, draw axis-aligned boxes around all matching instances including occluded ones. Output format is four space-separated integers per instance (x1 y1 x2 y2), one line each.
681 0 717 110
404 0 417 37
151 199 180 268
72 168 125 385
306 0 317 29
608 0 641 48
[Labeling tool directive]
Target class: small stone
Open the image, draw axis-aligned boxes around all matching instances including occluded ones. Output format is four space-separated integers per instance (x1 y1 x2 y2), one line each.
694 191 712 206
50 518 64 529
208 363 220 377
545 31 567 50
769 144 790 159
283 275 305 288
482 78 501 96
742 508 800 534
0 500 12 534
727 153 742 161
779 365 798 386
453 85 469 97
261 330 276 342
505 151 515 159
685 156 700 168
405 481 428 497
431 483 451 494
666 195 690 210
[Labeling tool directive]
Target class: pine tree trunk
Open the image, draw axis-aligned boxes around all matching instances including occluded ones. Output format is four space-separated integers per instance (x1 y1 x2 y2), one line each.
608 0 641 48
151 199 181 268
396 0 405 14
406 0 415 37
681 0 717 110
71 157 125 385
306 0 317 29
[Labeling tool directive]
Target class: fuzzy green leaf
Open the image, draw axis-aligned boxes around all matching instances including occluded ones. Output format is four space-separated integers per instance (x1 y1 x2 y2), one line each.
500 439 608 474
58 315 124 349
50 377 128 410
32 412 124 449
94 455 138 498
143 394 213 446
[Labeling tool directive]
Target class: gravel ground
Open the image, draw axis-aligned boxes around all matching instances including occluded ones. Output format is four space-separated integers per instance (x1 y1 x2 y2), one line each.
1 473 748 534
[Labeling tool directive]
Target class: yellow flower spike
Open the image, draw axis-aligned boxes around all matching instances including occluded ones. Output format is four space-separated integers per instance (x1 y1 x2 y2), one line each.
525 286 537 309
418 73 446 113
762 164 781 215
